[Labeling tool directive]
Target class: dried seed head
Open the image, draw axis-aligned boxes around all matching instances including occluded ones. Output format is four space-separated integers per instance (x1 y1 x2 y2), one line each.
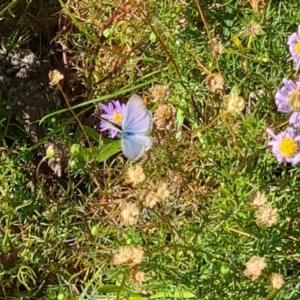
151 85 169 101
244 22 261 36
270 273 285 290
248 191 268 207
130 268 145 287
248 0 267 13
153 104 176 130
120 203 139 226
244 256 266 281
142 182 170 208
255 203 278 227
206 73 225 92
48 70 64 86
143 191 160 208
211 39 224 56
125 165 145 187
156 182 170 199
113 246 144 266
223 92 245 114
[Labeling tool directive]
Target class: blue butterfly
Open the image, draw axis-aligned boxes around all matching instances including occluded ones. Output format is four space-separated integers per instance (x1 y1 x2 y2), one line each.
102 94 153 162
121 94 153 161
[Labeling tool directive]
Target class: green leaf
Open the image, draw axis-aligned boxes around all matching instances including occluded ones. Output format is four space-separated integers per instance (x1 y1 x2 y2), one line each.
83 126 100 142
149 287 196 299
96 140 121 162
97 285 120 293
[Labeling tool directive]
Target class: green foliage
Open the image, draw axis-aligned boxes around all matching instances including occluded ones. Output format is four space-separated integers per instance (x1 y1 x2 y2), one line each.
1 0 300 299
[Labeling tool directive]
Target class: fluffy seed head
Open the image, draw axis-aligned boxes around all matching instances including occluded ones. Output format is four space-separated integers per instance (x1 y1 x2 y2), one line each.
120 203 139 226
224 92 245 114
113 246 144 266
248 191 268 207
125 165 145 187
130 269 145 287
153 104 176 130
151 85 169 101
270 273 285 290
244 22 261 36
206 73 224 92
244 256 266 281
48 70 64 86
255 203 278 227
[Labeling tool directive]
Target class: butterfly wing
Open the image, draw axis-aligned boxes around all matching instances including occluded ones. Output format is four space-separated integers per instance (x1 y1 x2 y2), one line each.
122 94 152 133
121 133 153 162
100 118 122 132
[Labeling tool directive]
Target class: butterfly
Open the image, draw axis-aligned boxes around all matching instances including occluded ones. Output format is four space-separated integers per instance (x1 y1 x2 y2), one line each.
101 94 153 162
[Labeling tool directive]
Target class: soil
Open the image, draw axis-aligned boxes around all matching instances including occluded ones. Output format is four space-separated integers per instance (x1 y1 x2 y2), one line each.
0 46 67 176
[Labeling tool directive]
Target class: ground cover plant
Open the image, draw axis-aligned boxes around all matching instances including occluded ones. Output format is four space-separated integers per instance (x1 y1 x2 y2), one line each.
1 0 300 299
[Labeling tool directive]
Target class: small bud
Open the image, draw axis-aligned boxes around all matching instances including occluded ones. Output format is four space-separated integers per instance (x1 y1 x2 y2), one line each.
91 225 100 236
69 160 77 169
57 293 66 300
70 144 81 156
220 264 230 276
149 32 157 43
103 28 111 38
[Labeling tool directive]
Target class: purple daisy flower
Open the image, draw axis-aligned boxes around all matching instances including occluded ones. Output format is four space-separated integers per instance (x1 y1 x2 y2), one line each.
99 100 125 138
266 127 300 166
288 26 300 70
275 78 300 127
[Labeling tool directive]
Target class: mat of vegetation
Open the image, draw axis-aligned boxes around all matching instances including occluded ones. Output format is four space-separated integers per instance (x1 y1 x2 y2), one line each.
1 0 300 299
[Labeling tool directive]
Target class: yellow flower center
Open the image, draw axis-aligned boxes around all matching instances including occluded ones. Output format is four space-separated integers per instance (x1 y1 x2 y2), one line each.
113 112 122 124
295 40 300 55
279 137 298 158
287 88 300 111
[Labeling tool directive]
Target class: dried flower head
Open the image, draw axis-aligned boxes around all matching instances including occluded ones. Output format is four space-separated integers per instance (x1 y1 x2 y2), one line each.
244 22 261 36
130 269 145 287
270 273 285 290
288 26 300 70
48 70 64 86
120 203 139 226
206 73 225 92
144 191 160 208
255 203 278 227
275 78 300 127
143 181 170 208
244 256 266 281
248 191 268 207
223 92 245 114
211 38 224 56
153 104 176 130
125 165 145 187
151 85 169 101
113 246 144 266
248 0 266 13
266 127 300 166
156 182 170 199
